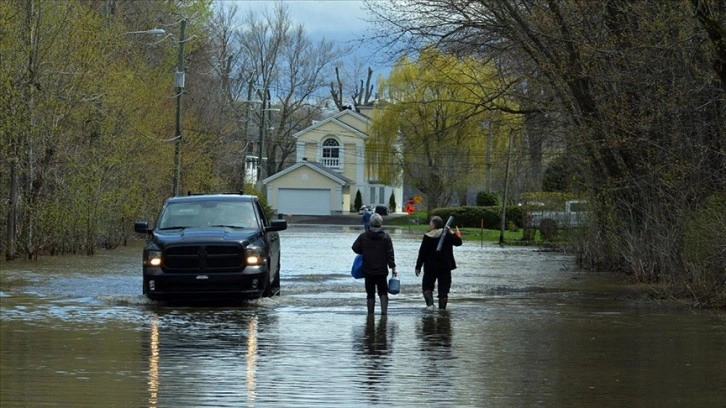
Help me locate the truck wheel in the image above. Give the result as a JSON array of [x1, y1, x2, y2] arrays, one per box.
[[262, 262, 273, 298], [271, 261, 281, 296]]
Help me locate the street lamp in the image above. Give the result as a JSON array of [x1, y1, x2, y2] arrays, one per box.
[[125, 28, 166, 36], [123, 23, 186, 197]]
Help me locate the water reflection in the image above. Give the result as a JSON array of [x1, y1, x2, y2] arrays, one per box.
[[246, 316, 258, 406], [148, 316, 159, 408], [353, 315, 398, 405], [415, 311, 455, 399], [418, 311, 452, 350], [140, 308, 271, 407]]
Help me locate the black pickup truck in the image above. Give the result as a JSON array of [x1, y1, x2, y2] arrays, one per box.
[[134, 194, 287, 301]]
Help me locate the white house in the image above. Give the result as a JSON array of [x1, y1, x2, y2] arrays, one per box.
[[262, 108, 403, 216]]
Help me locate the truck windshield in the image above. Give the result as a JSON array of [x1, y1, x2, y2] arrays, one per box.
[[159, 201, 258, 229]]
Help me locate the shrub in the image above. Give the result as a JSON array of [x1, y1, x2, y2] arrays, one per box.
[[428, 205, 525, 229], [245, 183, 273, 220], [680, 192, 726, 308], [476, 191, 498, 206], [354, 190, 363, 212], [388, 192, 397, 213], [539, 218, 559, 241]]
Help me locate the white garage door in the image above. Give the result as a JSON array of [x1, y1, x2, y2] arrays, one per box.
[[277, 189, 331, 215]]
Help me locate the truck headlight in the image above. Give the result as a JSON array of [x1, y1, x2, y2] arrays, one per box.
[[145, 250, 162, 267], [244, 247, 264, 266]]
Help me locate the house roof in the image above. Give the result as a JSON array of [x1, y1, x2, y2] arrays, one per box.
[[292, 109, 370, 140], [262, 160, 354, 185]]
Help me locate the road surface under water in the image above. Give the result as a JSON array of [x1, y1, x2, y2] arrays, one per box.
[[1, 225, 724, 407]]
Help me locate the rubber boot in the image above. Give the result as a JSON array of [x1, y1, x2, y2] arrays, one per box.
[[423, 290, 434, 307], [379, 295, 388, 315], [367, 298, 375, 315], [438, 297, 448, 310]]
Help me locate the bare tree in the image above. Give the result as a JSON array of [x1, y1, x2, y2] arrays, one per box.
[[364, 0, 726, 305], [225, 3, 346, 180], [330, 64, 375, 112]]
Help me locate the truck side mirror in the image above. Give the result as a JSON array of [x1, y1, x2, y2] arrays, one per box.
[[134, 221, 150, 234]]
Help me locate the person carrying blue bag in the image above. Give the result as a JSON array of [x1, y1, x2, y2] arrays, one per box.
[[352, 213, 397, 315]]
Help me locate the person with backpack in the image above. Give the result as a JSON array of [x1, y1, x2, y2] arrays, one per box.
[[352, 213, 397, 315]]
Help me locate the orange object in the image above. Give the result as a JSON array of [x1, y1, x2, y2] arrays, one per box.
[[405, 203, 415, 215]]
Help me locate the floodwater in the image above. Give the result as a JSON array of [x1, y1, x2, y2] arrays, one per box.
[[1, 225, 724, 407]]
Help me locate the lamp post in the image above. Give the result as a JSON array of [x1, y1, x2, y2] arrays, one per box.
[[171, 19, 187, 197]]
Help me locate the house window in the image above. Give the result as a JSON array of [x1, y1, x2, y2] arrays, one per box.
[[322, 138, 340, 168], [369, 186, 386, 205]]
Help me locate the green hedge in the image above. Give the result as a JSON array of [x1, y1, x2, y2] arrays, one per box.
[[429, 206, 526, 229]]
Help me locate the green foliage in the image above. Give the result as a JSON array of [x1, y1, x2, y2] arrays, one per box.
[[542, 156, 569, 192], [542, 154, 588, 193], [428, 205, 525, 229], [244, 183, 274, 220], [476, 191, 498, 206], [680, 193, 726, 307], [354, 190, 363, 211], [506, 206, 525, 228], [0, 0, 216, 258], [388, 191, 397, 213], [371, 47, 521, 210], [539, 219, 559, 241]]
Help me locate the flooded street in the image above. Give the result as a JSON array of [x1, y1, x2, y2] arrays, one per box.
[[1, 225, 725, 407]]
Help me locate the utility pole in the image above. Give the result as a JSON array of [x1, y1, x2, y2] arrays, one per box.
[[499, 129, 514, 245], [481, 120, 493, 193], [172, 19, 186, 196], [257, 94, 266, 183], [256, 89, 279, 184], [486, 123, 493, 193]]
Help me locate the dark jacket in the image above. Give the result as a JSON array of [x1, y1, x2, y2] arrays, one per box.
[[415, 228, 462, 272], [352, 227, 396, 276]]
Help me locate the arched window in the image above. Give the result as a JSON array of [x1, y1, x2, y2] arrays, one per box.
[[321, 138, 340, 168]]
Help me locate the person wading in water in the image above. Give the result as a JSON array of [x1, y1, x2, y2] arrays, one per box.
[[352, 213, 397, 315], [415, 216, 462, 310]]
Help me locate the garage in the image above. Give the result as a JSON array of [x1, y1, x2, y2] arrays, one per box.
[[277, 188, 331, 215]]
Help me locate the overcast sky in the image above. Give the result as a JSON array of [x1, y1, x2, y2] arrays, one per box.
[[227, 0, 390, 71], [231, 1, 369, 40]]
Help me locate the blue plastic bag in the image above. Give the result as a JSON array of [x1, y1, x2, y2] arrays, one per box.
[[351, 254, 364, 279]]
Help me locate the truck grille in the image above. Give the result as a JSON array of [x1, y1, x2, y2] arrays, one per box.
[[163, 244, 243, 273]]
